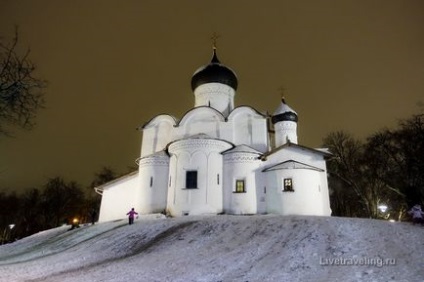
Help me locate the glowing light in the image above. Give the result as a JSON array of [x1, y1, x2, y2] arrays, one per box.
[[378, 204, 388, 213]]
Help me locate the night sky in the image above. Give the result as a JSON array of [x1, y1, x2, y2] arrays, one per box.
[[1, 0, 423, 192]]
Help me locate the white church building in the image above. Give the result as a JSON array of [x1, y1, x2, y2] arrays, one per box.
[[95, 47, 332, 222]]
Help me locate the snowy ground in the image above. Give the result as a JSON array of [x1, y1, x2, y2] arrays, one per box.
[[0, 214, 423, 282]]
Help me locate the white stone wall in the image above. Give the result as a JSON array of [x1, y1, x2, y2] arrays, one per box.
[[176, 107, 225, 140], [263, 145, 331, 216], [140, 106, 269, 162], [265, 145, 328, 172], [265, 169, 329, 216], [138, 152, 169, 214], [223, 151, 263, 214], [141, 115, 176, 157], [228, 107, 268, 152], [274, 120, 298, 147], [167, 137, 232, 216], [319, 170, 332, 215], [98, 172, 140, 222], [194, 83, 235, 116]]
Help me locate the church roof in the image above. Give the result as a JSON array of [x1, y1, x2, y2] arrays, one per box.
[[222, 144, 263, 155], [166, 133, 235, 151], [136, 150, 169, 164], [184, 133, 212, 139], [227, 106, 267, 120], [191, 48, 238, 91], [94, 170, 139, 195], [261, 142, 332, 160], [271, 98, 298, 124], [262, 160, 324, 172], [140, 114, 177, 130], [177, 106, 225, 127]]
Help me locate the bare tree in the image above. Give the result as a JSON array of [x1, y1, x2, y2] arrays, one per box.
[[90, 166, 119, 188], [366, 113, 424, 209], [323, 131, 400, 218], [41, 177, 85, 228], [19, 188, 44, 237], [323, 124, 422, 220], [0, 27, 46, 136], [323, 131, 367, 217]]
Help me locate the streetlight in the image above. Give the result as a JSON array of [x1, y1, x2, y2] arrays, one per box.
[[378, 204, 388, 213], [7, 224, 15, 242], [1, 224, 15, 244], [70, 217, 80, 230]]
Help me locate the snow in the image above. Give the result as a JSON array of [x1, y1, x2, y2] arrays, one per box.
[[1, 215, 423, 282]]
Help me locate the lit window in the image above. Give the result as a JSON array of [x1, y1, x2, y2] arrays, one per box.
[[235, 179, 245, 193], [186, 171, 197, 189], [283, 178, 294, 192]]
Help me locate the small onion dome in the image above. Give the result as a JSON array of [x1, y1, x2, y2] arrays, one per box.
[[271, 98, 298, 124], [191, 48, 238, 91]]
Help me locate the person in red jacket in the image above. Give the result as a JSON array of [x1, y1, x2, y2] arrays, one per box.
[[126, 208, 138, 225]]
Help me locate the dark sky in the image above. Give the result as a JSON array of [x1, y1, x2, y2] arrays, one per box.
[[1, 0, 423, 192]]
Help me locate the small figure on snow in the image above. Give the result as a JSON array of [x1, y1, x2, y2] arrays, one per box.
[[408, 204, 424, 225], [90, 209, 97, 225], [126, 208, 138, 225]]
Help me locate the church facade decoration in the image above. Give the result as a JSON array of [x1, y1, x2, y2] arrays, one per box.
[[96, 48, 332, 222]]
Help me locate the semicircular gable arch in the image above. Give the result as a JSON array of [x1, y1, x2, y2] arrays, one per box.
[[141, 114, 177, 129], [177, 106, 226, 127], [227, 106, 266, 121]]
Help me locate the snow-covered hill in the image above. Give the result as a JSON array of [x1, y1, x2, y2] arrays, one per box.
[[0, 215, 423, 282]]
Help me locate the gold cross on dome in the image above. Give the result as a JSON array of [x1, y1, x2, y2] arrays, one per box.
[[211, 32, 220, 49]]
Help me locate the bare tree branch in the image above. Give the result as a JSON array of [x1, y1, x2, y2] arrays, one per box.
[[0, 27, 46, 136]]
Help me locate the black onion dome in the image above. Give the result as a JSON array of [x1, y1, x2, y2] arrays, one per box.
[[191, 49, 238, 91], [271, 98, 298, 124]]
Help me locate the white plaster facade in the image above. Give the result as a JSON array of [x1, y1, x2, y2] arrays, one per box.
[[96, 48, 332, 222]]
